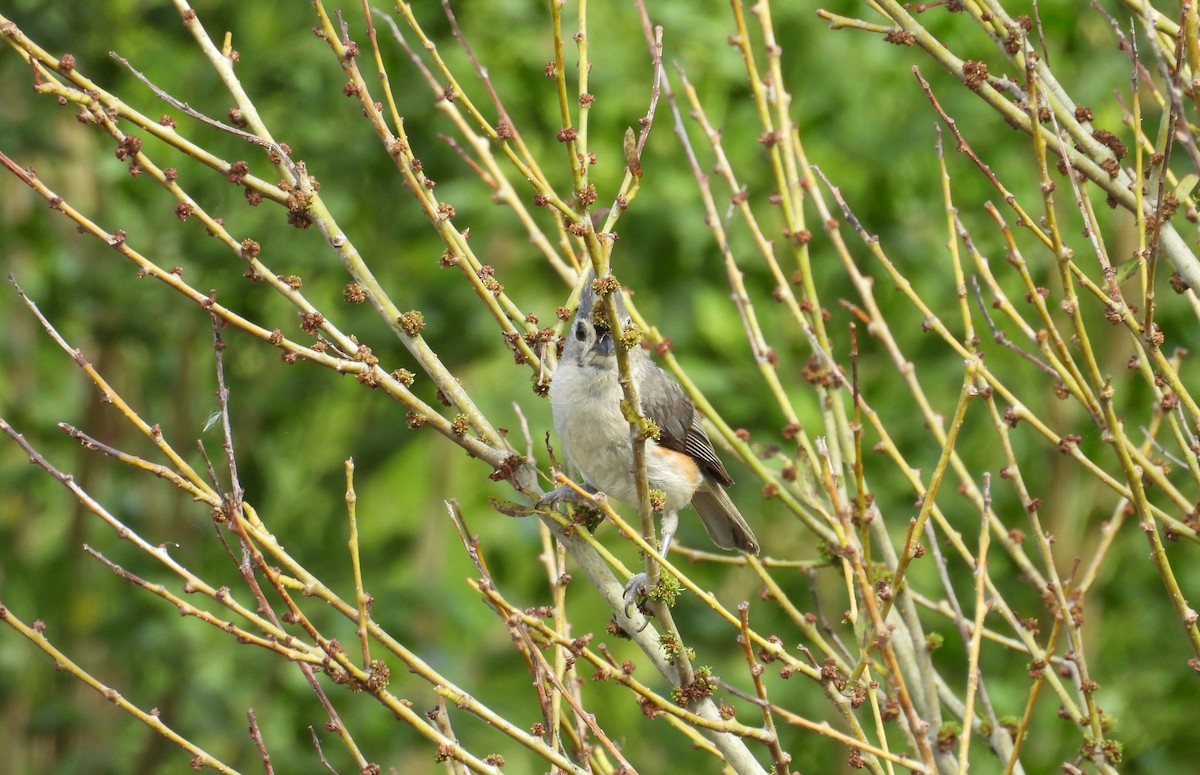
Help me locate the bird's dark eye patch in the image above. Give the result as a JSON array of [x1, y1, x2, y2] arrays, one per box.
[[574, 321, 588, 341]]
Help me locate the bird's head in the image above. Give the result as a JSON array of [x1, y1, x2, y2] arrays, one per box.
[[564, 278, 633, 369]]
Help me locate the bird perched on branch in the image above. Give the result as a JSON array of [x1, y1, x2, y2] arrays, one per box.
[[540, 277, 759, 610]]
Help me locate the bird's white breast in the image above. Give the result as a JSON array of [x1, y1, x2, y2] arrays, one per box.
[[550, 361, 699, 511]]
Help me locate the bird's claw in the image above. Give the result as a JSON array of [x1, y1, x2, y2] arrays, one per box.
[[536, 483, 601, 511], [536, 484, 579, 511], [623, 572, 650, 628]]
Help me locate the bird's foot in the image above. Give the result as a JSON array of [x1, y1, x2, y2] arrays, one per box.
[[535, 483, 598, 511], [623, 572, 649, 618], [622, 573, 654, 633], [536, 484, 580, 510]]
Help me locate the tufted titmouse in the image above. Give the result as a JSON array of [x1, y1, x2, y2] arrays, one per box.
[[541, 278, 759, 607]]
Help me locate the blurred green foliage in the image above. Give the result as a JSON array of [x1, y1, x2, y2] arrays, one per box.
[[1, 1, 1198, 773]]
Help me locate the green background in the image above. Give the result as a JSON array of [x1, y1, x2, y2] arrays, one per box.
[[1, 1, 1195, 773]]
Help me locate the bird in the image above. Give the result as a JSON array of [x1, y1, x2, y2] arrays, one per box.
[[539, 276, 759, 610]]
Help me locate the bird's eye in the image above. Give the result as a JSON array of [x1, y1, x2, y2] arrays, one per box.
[[574, 321, 588, 341]]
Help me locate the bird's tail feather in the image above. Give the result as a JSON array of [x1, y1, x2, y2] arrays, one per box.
[[691, 481, 759, 555]]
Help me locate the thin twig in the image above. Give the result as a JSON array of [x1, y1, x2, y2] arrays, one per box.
[[247, 709, 275, 775]]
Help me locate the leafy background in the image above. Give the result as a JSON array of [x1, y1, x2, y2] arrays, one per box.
[[0, 0, 1194, 772]]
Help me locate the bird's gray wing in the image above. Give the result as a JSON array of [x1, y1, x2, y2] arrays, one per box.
[[639, 362, 734, 487]]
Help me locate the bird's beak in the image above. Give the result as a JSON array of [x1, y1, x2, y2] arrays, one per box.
[[595, 327, 615, 355]]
